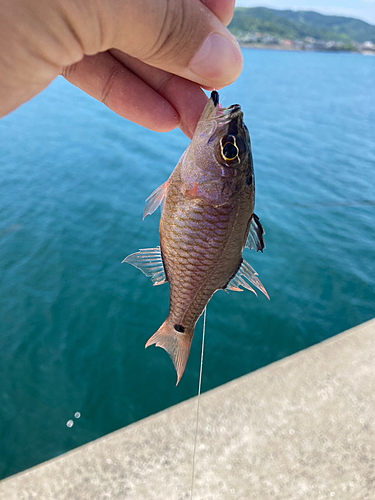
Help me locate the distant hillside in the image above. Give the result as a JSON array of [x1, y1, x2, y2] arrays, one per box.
[[271, 9, 375, 43], [229, 7, 375, 44]]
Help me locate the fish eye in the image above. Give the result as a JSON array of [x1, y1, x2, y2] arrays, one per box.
[[222, 142, 238, 161], [217, 134, 242, 165], [215, 134, 247, 168]]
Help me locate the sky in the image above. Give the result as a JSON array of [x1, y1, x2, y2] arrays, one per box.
[[235, 0, 375, 25]]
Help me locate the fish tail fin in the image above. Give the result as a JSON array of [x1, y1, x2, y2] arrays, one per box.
[[146, 319, 193, 385]]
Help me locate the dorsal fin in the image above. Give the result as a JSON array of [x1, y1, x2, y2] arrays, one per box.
[[122, 247, 167, 285], [246, 213, 265, 252]]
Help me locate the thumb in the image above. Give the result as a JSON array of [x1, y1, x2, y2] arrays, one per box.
[[88, 0, 243, 89]]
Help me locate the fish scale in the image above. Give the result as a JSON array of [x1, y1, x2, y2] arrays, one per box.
[[124, 91, 268, 384], [162, 208, 231, 326]]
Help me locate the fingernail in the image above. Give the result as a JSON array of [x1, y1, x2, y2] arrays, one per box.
[[189, 33, 243, 85]]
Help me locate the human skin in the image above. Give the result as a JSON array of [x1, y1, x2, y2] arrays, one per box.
[[0, 0, 242, 138]]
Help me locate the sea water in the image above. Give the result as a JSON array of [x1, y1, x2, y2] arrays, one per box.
[[0, 49, 374, 478]]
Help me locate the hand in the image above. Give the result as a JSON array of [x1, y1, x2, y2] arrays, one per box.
[[0, 0, 242, 138]]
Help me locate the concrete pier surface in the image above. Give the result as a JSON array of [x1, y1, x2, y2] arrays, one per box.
[[1, 318, 375, 500]]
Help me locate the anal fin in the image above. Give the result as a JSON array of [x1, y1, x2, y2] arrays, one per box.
[[226, 258, 269, 299], [122, 247, 167, 285]]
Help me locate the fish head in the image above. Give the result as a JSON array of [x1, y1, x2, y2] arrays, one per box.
[[190, 91, 254, 189]]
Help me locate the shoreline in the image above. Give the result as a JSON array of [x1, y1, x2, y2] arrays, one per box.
[[239, 43, 373, 54], [240, 43, 301, 51]]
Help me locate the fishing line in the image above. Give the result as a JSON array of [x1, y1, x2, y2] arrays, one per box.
[[190, 306, 207, 500], [260, 199, 375, 209]]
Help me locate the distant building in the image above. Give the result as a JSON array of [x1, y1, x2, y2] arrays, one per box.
[[261, 35, 279, 45], [242, 34, 260, 43]]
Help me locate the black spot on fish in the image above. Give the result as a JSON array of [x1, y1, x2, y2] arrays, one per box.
[[211, 91, 219, 106], [174, 324, 185, 333]]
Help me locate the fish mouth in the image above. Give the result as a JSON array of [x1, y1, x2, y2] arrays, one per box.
[[200, 91, 244, 141], [221, 104, 242, 121], [204, 91, 243, 125]]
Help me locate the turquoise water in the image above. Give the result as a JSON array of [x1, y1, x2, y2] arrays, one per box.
[[0, 49, 374, 479]]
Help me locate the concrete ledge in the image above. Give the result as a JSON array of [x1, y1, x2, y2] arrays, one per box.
[[1, 319, 375, 499]]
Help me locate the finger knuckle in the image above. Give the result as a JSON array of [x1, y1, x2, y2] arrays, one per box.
[[145, 0, 196, 65], [100, 63, 123, 105], [61, 62, 77, 79]]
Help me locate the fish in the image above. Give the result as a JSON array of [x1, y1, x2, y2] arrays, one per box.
[[124, 91, 268, 384]]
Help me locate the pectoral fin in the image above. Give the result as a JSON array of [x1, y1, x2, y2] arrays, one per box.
[[246, 214, 265, 252], [143, 180, 169, 219], [122, 247, 167, 285], [226, 258, 269, 299]]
